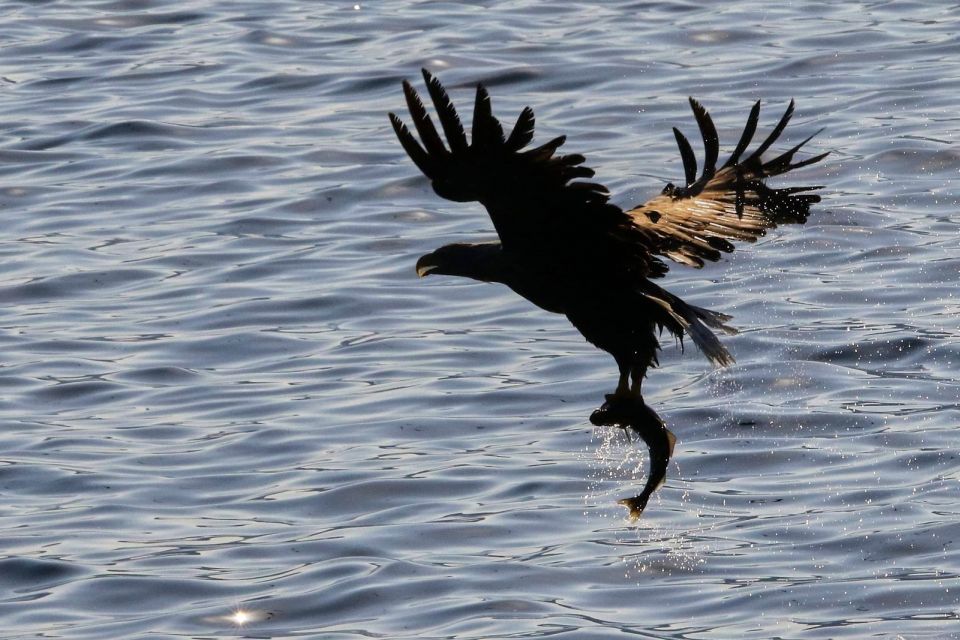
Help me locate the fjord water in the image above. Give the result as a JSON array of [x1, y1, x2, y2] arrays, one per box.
[[1, 1, 957, 637]]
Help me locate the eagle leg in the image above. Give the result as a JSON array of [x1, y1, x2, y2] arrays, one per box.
[[609, 354, 632, 400], [629, 363, 647, 398]]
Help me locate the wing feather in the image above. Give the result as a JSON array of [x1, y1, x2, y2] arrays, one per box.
[[505, 106, 535, 151], [750, 99, 794, 160], [688, 98, 719, 184], [390, 70, 656, 274], [723, 99, 760, 169], [388, 113, 433, 177], [472, 84, 505, 148], [402, 80, 447, 157], [422, 69, 468, 153], [627, 99, 827, 275], [672, 127, 697, 186]]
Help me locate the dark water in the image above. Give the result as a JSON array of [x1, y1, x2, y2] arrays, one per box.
[[1, 1, 958, 638]]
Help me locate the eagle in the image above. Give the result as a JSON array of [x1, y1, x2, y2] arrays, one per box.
[[390, 69, 826, 413]]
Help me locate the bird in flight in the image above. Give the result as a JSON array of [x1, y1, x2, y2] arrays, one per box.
[[390, 69, 826, 417]]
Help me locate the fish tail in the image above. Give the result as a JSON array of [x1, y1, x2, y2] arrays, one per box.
[[618, 495, 650, 521]]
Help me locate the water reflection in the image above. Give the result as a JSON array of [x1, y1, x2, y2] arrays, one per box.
[[590, 395, 676, 520]]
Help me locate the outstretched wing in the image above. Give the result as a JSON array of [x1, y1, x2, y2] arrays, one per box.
[[626, 99, 828, 272], [389, 69, 658, 274]]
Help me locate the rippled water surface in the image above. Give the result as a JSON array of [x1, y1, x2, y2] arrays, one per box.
[[1, 1, 958, 638]]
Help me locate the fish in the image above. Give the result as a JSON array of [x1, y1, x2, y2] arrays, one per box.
[[591, 396, 677, 520]]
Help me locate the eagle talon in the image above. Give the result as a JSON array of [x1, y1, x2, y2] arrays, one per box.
[[591, 393, 651, 428]]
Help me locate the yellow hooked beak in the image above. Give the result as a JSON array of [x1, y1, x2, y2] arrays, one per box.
[[415, 254, 438, 278]]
